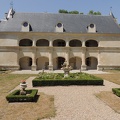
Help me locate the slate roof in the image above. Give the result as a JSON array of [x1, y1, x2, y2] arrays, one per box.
[[0, 12, 120, 33]]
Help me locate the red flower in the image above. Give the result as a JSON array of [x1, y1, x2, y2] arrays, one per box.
[[21, 80, 26, 84]]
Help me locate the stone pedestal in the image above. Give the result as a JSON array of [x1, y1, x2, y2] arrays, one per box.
[[20, 83, 27, 95], [63, 69, 70, 78], [97, 65, 105, 71], [32, 65, 36, 71], [81, 65, 87, 71], [49, 65, 53, 71]]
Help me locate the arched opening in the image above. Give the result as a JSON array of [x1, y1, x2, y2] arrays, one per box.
[[85, 40, 98, 47], [86, 57, 98, 70], [53, 57, 65, 69], [19, 57, 32, 70], [69, 57, 82, 69], [36, 57, 49, 70], [69, 40, 82, 47], [53, 39, 66, 47], [36, 39, 49, 46], [19, 39, 32, 46]]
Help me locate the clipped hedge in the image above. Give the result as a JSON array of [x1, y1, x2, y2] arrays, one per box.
[[32, 73, 103, 87], [6, 89, 38, 102], [112, 88, 120, 97], [32, 79, 103, 87]]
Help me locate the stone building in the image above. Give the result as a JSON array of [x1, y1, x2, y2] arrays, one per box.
[[0, 8, 120, 71]]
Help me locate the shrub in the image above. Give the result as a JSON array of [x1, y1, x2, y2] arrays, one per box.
[[112, 88, 120, 97], [6, 89, 38, 102], [32, 73, 103, 86], [32, 79, 103, 87]]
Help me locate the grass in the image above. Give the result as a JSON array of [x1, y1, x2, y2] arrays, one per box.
[[93, 70, 120, 85], [95, 91, 120, 114], [0, 72, 35, 94], [94, 70, 120, 113], [0, 72, 56, 120]]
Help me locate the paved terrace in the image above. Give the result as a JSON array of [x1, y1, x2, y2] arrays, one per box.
[[11, 70, 120, 120]]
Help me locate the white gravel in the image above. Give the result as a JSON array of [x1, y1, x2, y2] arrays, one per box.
[[23, 77, 120, 120]]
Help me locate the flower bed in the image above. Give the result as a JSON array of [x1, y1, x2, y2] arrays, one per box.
[[32, 72, 104, 86], [6, 89, 38, 102]]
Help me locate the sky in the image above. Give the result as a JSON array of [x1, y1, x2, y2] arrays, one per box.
[[0, 0, 120, 23]]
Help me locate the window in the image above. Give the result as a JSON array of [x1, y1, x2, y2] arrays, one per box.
[[23, 22, 28, 27], [57, 23, 62, 28], [90, 24, 94, 28]]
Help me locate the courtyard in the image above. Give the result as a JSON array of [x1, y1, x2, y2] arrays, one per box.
[[1, 70, 120, 120]]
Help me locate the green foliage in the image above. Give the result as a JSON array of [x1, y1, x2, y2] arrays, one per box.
[[33, 79, 103, 86], [36, 72, 102, 80], [32, 73, 103, 86], [88, 10, 101, 15], [68, 11, 79, 14], [6, 89, 38, 102], [59, 9, 80, 14], [59, 9, 69, 13], [112, 88, 120, 97], [58, 9, 101, 15]]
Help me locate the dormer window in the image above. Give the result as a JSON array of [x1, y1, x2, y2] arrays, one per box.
[[87, 23, 97, 33], [21, 21, 31, 32], [55, 22, 64, 32]]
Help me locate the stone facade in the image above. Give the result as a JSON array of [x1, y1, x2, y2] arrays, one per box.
[[0, 32, 120, 71], [0, 9, 120, 71]]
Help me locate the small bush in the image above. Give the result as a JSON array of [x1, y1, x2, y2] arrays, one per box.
[[6, 89, 38, 102], [112, 88, 120, 97]]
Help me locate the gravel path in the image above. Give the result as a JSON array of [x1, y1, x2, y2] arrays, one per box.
[[22, 77, 120, 120]]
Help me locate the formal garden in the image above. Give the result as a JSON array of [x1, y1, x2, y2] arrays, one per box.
[[0, 70, 120, 119], [32, 72, 103, 86]]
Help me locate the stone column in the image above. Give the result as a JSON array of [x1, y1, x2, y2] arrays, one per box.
[[97, 50, 101, 71], [81, 49, 87, 71], [49, 49, 53, 71], [66, 49, 70, 65], [17, 48, 20, 70], [82, 41, 85, 47], [66, 40, 69, 47], [32, 38, 36, 46], [49, 40, 53, 47], [32, 48, 36, 71]]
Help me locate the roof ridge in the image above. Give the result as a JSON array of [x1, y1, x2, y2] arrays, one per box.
[[14, 12, 110, 17]]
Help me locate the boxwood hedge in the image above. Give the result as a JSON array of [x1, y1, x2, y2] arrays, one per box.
[[112, 88, 120, 97], [32, 73, 103, 87], [6, 89, 38, 102]]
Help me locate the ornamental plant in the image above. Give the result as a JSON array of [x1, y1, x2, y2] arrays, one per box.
[[21, 80, 26, 84]]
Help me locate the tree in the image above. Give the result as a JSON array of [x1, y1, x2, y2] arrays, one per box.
[[88, 10, 101, 15], [80, 12, 84, 15], [58, 9, 101, 15], [59, 9, 79, 14], [59, 9, 68, 13], [68, 11, 79, 14]]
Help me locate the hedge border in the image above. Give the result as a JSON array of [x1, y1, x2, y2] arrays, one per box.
[[6, 89, 38, 102], [112, 88, 120, 97], [32, 79, 104, 87]]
